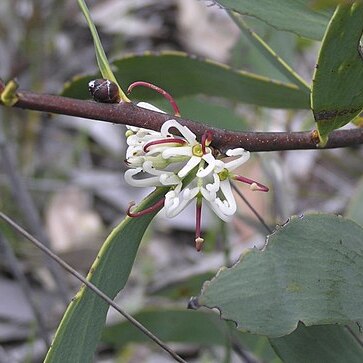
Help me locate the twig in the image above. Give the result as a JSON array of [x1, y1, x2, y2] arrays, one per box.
[[0, 83, 362, 152], [0, 116, 70, 304], [0, 233, 50, 348], [0, 211, 188, 363], [232, 182, 272, 234]]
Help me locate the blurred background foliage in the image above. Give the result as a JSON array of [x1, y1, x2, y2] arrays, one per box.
[[0, 0, 363, 362]]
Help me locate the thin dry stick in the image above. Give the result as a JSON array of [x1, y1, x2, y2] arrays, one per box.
[[0, 233, 50, 348], [231, 182, 272, 234], [0, 116, 70, 304], [0, 82, 362, 152], [0, 212, 187, 363]]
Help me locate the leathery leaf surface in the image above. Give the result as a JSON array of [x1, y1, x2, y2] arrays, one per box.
[[44, 188, 168, 363], [197, 214, 363, 337], [311, 3, 363, 144]]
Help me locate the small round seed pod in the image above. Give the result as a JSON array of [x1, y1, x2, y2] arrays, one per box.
[[88, 79, 120, 103]]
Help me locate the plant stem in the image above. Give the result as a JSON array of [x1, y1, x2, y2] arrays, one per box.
[[0, 233, 51, 348], [0, 211, 187, 363], [232, 182, 272, 234], [0, 82, 362, 153]]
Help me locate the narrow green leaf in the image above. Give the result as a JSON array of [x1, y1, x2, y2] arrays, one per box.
[[346, 176, 363, 227], [311, 3, 363, 144], [44, 188, 168, 363], [63, 52, 310, 109], [229, 13, 310, 92], [270, 323, 363, 363], [214, 0, 332, 40], [197, 214, 363, 337], [102, 309, 281, 362], [77, 0, 129, 102]]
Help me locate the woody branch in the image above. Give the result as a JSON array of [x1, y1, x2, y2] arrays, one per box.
[[1, 82, 362, 153]]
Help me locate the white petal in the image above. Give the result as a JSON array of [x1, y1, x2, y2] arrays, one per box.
[[206, 173, 220, 194], [164, 190, 181, 216], [124, 168, 161, 187], [137, 102, 165, 113], [208, 201, 233, 222], [165, 197, 193, 217], [216, 180, 237, 216], [160, 173, 180, 185], [201, 186, 216, 202], [143, 160, 164, 175], [127, 134, 142, 146], [161, 146, 192, 159], [183, 186, 199, 201], [161, 120, 196, 144], [145, 145, 171, 156], [196, 153, 216, 177], [164, 186, 194, 217], [126, 145, 142, 159], [177, 156, 201, 178], [214, 160, 225, 173], [224, 148, 250, 171], [126, 156, 144, 167]]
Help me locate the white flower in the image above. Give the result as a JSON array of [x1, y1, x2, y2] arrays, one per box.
[[124, 161, 180, 187], [125, 102, 166, 161], [124, 102, 269, 251], [164, 148, 251, 223], [160, 120, 216, 178]]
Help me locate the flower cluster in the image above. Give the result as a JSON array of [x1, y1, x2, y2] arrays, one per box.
[[125, 100, 269, 251]]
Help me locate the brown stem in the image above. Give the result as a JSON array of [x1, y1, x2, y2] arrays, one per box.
[[2, 84, 363, 152]]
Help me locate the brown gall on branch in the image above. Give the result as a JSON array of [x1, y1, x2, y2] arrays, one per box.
[[0, 81, 362, 153]]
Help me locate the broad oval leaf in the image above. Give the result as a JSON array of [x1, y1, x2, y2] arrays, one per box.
[[216, 0, 332, 40], [270, 324, 363, 363], [346, 176, 363, 227], [311, 3, 363, 144], [197, 214, 363, 337], [62, 52, 310, 110], [44, 188, 168, 363]]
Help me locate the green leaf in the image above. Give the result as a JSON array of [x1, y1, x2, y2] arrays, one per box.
[[102, 309, 281, 362], [62, 52, 310, 110], [311, 3, 363, 144], [229, 14, 310, 92], [215, 0, 332, 40], [270, 323, 363, 363], [152, 96, 249, 131], [44, 188, 168, 363], [150, 271, 216, 300], [77, 0, 129, 101], [102, 309, 229, 347], [346, 176, 363, 227], [197, 214, 363, 337]]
